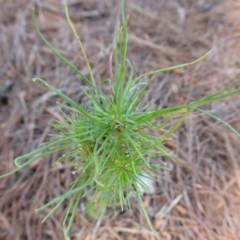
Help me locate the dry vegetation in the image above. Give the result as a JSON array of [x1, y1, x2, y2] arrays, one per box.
[[1, 0, 240, 239]]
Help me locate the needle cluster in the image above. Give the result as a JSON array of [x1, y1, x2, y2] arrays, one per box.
[[1, 1, 240, 239]]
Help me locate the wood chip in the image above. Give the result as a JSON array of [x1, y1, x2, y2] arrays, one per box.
[[175, 205, 187, 216]]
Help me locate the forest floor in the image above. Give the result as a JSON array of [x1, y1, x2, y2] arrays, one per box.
[[1, 0, 240, 239]]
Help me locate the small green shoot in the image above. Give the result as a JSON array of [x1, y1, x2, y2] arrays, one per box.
[[1, 1, 240, 239]]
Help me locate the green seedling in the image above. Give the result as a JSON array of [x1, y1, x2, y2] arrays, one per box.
[[1, 1, 240, 239]]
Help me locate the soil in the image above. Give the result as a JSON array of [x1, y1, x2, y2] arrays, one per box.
[[1, 0, 240, 239]]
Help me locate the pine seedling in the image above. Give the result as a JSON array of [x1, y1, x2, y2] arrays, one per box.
[[1, 1, 240, 239]]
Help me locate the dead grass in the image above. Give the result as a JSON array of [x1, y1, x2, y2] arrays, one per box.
[[1, 0, 240, 239]]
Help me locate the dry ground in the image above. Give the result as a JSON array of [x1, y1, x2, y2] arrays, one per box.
[[1, 0, 240, 240]]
